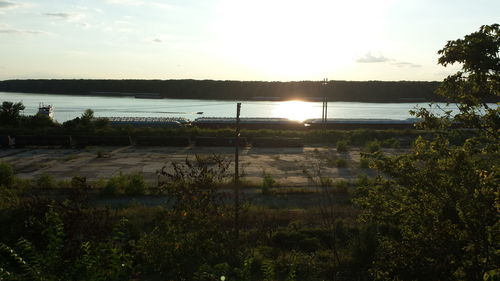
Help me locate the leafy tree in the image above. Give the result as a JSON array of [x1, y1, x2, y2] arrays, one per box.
[[357, 24, 499, 281], [137, 155, 235, 280], [0, 101, 25, 126]]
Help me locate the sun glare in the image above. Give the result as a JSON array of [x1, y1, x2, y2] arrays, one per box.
[[272, 100, 320, 122], [213, 0, 389, 79]]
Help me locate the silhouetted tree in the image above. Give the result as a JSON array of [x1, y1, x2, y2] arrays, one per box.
[[357, 24, 499, 281], [0, 101, 25, 126]]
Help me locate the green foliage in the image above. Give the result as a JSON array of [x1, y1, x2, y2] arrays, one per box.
[[35, 173, 56, 189], [0, 101, 25, 126], [62, 109, 110, 134], [261, 171, 276, 195], [158, 154, 231, 190], [336, 140, 349, 153], [102, 172, 146, 196], [364, 139, 381, 153], [357, 137, 499, 280], [381, 137, 400, 148], [27, 113, 57, 128], [137, 154, 235, 280], [0, 162, 14, 188], [335, 158, 348, 168], [357, 24, 500, 281], [0, 208, 135, 281], [261, 259, 275, 281], [358, 156, 370, 169], [272, 231, 322, 253]]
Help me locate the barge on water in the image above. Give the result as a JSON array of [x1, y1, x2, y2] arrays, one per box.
[[303, 118, 421, 130], [101, 117, 189, 128], [192, 117, 304, 130]]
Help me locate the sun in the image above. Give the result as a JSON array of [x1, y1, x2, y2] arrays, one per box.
[[272, 100, 320, 122]]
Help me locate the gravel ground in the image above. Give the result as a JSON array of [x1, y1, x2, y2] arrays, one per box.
[[0, 145, 389, 186]]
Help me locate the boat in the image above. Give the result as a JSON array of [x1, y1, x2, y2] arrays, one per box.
[[38, 103, 54, 120]]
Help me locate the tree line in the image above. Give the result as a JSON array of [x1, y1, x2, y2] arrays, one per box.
[[0, 79, 453, 102]]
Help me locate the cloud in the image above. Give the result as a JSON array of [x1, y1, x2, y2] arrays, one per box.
[[391, 61, 421, 68], [0, 0, 17, 9], [0, 28, 45, 35], [105, 0, 174, 9], [356, 52, 421, 68], [43, 12, 85, 22], [356, 52, 390, 63], [152, 38, 162, 43]]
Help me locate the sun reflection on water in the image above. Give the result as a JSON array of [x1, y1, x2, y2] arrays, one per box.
[[272, 100, 320, 122]]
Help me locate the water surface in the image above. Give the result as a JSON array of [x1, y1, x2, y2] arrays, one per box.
[[1, 92, 461, 123]]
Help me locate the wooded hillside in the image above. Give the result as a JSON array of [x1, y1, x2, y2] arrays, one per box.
[[0, 79, 450, 102]]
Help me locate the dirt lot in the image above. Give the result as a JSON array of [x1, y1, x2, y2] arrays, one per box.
[[0, 145, 392, 186]]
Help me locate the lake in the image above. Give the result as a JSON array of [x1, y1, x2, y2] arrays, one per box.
[[1, 91, 460, 123]]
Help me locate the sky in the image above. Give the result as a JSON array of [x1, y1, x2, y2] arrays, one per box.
[[0, 0, 498, 81]]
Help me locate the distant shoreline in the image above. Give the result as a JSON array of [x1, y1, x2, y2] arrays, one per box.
[[1, 78, 496, 103]]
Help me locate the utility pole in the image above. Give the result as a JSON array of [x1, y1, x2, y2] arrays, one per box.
[[234, 102, 241, 241], [322, 97, 325, 123], [322, 78, 328, 129]]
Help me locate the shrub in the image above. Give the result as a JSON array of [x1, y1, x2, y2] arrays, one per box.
[[332, 180, 350, 195], [364, 139, 381, 153], [0, 162, 14, 187], [261, 172, 276, 195], [359, 157, 370, 169], [102, 173, 127, 196], [319, 177, 333, 187], [96, 149, 105, 158], [336, 140, 349, 153], [335, 158, 348, 168], [382, 137, 401, 148], [35, 173, 56, 189], [101, 172, 147, 196], [124, 173, 146, 195]]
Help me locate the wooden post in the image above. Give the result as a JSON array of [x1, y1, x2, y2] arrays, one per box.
[[234, 102, 241, 241]]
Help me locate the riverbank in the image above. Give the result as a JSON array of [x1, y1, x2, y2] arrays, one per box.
[[0, 79, 447, 102]]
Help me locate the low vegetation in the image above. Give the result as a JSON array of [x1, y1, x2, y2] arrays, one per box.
[[0, 24, 498, 281]]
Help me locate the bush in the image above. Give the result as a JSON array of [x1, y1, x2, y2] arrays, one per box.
[[359, 157, 370, 169], [261, 172, 276, 195], [364, 139, 381, 153], [335, 158, 348, 168], [103, 173, 125, 195], [336, 140, 349, 153], [382, 137, 401, 148], [124, 173, 146, 195], [101, 172, 147, 196], [0, 162, 14, 187], [35, 173, 56, 189]]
